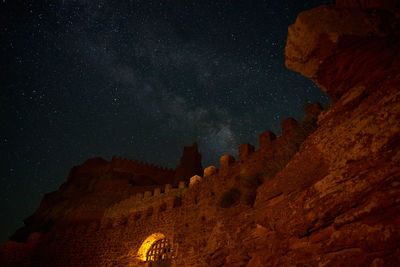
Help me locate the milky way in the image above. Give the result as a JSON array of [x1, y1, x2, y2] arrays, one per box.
[[1, 0, 331, 243]]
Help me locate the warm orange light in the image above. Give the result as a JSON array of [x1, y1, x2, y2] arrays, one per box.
[[136, 233, 166, 261]]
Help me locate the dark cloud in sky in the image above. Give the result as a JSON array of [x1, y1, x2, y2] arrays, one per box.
[[0, 0, 331, 243]]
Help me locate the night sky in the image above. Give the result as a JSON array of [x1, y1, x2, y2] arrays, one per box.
[[1, 0, 331, 244]]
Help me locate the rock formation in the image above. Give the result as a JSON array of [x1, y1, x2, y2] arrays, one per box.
[[251, 1, 400, 265], [285, 0, 400, 100], [1, 1, 399, 266]]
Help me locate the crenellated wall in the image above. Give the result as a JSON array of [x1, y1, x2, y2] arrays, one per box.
[[2, 1, 400, 265], [0, 105, 323, 267], [110, 156, 175, 174], [110, 156, 176, 185], [103, 182, 187, 218], [103, 105, 322, 220], [1, 178, 215, 266]]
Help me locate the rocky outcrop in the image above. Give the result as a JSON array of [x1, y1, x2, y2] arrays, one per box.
[[248, 1, 400, 265], [285, 0, 400, 100]]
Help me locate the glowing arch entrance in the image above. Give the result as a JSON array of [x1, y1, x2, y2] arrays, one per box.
[[137, 233, 172, 267]]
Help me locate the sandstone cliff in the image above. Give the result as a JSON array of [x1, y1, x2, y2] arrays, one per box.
[[229, 1, 400, 265]]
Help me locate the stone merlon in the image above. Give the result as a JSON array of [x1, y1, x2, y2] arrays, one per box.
[[259, 131, 277, 149], [281, 118, 298, 137], [238, 143, 255, 160], [220, 154, 235, 172]]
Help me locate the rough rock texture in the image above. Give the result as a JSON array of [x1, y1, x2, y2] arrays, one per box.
[[252, 89, 400, 265], [285, 0, 400, 100], [1, 1, 400, 266], [249, 1, 400, 265]]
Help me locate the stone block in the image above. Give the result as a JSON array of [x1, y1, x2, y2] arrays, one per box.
[[100, 218, 113, 229], [173, 196, 182, 208], [204, 166, 218, 179], [259, 131, 276, 149], [144, 191, 152, 199], [136, 192, 143, 200], [87, 221, 99, 232], [238, 143, 255, 160], [154, 188, 161, 197], [178, 181, 186, 189], [281, 118, 298, 137], [145, 206, 153, 217], [189, 175, 202, 188], [165, 184, 172, 193], [159, 202, 167, 212], [305, 102, 323, 117], [220, 154, 235, 172]]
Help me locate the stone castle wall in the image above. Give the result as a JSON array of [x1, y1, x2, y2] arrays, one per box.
[[0, 111, 317, 266], [2, 1, 399, 266], [110, 157, 175, 176]]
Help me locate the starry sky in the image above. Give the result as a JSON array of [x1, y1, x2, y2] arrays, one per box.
[[1, 0, 331, 244]]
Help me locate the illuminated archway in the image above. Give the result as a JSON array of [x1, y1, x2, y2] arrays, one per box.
[[137, 233, 166, 261], [146, 238, 171, 262]]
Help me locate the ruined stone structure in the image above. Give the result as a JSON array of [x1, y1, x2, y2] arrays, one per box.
[[1, 107, 320, 266], [1, 1, 400, 266]]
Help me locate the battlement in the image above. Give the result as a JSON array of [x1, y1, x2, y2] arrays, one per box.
[[2, 102, 326, 266], [109, 156, 176, 185], [102, 104, 323, 220], [258, 131, 276, 150], [233, 117, 299, 164], [219, 154, 235, 173], [236, 118, 299, 161], [234, 106, 322, 159], [281, 117, 298, 137], [238, 143, 255, 160], [104, 182, 188, 218], [110, 156, 175, 173]]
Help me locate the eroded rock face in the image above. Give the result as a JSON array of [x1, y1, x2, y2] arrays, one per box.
[[252, 87, 400, 265], [248, 1, 400, 265], [285, 1, 400, 100]]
